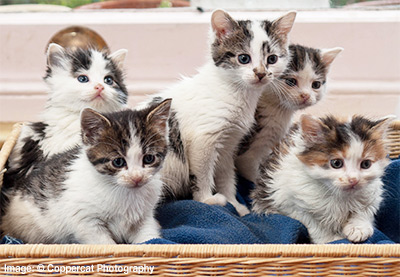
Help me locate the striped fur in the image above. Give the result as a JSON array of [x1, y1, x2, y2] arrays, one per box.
[[236, 44, 343, 182], [1, 100, 171, 243], [251, 114, 393, 243]]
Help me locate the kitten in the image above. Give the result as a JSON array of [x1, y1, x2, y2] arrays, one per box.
[[251, 114, 393, 243], [236, 44, 343, 183], [7, 43, 128, 175], [0, 99, 171, 244], [138, 10, 296, 216]]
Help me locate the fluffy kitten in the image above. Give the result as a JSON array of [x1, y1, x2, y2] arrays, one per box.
[[252, 114, 393, 243], [236, 44, 343, 183], [1, 99, 171, 244], [139, 10, 296, 216], [7, 43, 128, 175]]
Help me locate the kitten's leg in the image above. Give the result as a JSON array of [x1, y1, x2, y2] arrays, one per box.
[[342, 211, 375, 243], [190, 141, 227, 206], [215, 152, 250, 216], [129, 215, 161, 244], [74, 223, 116, 244]]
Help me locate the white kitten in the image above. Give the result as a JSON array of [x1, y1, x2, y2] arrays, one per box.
[[139, 10, 296, 216]]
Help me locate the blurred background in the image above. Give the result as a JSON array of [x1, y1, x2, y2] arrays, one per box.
[[0, 0, 399, 144]]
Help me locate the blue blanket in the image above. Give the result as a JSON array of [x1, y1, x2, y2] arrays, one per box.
[[2, 159, 399, 245]]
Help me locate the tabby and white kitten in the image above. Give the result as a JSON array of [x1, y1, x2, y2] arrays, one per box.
[[1, 99, 171, 244], [139, 10, 296, 216], [7, 43, 128, 174], [236, 44, 343, 183], [252, 114, 393, 243]]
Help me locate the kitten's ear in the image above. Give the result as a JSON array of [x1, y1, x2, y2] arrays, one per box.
[[211, 9, 238, 39], [109, 49, 128, 71], [271, 11, 297, 44], [320, 47, 343, 68], [370, 115, 396, 138], [146, 98, 172, 136], [300, 114, 325, 144], [81, 108, 112, 145], [47, 43, 67, 68]]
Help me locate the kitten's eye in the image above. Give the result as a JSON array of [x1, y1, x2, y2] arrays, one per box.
[[112, 158, 126, 168], [267, 55, 278, 65], [330, 159, 344, 169], [143, 154, 156, 165], [77, 75, 89, 83], [104, 76, 114, 86], [238, 54, 251, 64], [285, 78, 297, 87], [360, 159, 372, 169], [312, 81, 322, 89]]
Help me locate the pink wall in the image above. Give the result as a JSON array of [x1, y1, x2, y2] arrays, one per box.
[[0, 10, 399, 122]]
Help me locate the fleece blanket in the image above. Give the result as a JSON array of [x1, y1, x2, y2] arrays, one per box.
[[2, 158, 399, 245]]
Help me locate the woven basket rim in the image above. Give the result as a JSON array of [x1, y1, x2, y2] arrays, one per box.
[[0, 244, 399, 258]]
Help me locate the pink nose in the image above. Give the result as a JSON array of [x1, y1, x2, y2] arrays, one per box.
[[348, 178, 359, 186], [95, 84, 104, 92], [300, 93, 310, 101], [130, 176, 143, 186]]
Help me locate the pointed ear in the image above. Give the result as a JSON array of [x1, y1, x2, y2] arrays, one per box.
[[109, 49, 128, 71], [300, 114, 325, 144], [371, 115, 397, 138], [211, 9, 238, 40], [80, 108, 111, 145], [47, 43, 67, 68], [271, 11, 297, 44], [320, 47, 343, 68], [146, 98, 172, 136]]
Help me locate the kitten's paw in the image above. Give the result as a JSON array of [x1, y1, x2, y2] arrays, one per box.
[[234, 204, 250, 217], [202, 193, 227, 206], [343, 222, 374, 243]]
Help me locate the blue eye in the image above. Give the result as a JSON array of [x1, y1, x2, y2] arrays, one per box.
[[267, 55, 278, 64], [238, 54, 251, 64], [143, 154, 155, 165], [104, 76, 114, 86], [112, 158, 126, 168], [312, 81, 321, 89], [360, 159, 372, 169], [285, 78, 297, 87], [330, 159, 344, 169], [77, 75, 89, 83]]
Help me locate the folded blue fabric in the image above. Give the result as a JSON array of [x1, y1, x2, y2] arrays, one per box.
[[2, 159, 399, 245]]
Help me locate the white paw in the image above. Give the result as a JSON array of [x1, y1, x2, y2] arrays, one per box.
[[343, 222, 374, 243], [202, 193, 227, 206], [234, 204, 250, 217]]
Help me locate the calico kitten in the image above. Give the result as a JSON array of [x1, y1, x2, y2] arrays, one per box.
[[251, 114, 393, 243], [236, 44, 343, 183], [0, 99, 171, 244], [7, 43, 128, 175], [138, 10, 296, 216]]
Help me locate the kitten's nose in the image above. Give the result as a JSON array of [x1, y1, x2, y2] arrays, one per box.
[[95, 84, 104, 92], [130, 176, 143, 187], [255, 72, 266, 80], [348, 178, 359, 186], [300, 93, 310, 101]]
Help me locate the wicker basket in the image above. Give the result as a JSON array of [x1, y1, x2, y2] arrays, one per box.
[[0, 121, 399, 277]]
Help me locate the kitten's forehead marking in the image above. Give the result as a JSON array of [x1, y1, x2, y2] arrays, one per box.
[[126, 126, 143, 170], [250, 22, 270, 64], [84, 51, 109, 82]]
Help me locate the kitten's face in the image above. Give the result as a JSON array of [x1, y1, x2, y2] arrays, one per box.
[[272, 45, 342, 110], [297, 115, 391, 191], [44, 44, 128, 113], [210, 10, 296, 89], [80, 99, 171, 189]]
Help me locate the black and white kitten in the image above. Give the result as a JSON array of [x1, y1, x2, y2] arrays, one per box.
[[252, 114, 393, 243], [1, 99, 171, 244], [139, 10, 296, 216], [7, 43, 128, 176], [236, 44, 343, 182]]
